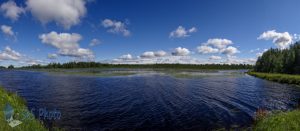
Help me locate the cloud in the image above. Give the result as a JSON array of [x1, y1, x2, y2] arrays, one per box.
[[258, 30, 293, 49], [224, 56, 256, 65], [110, 55, 203, 65], [58, 48, 93, 58], [154, 50, 167, 57], [220, 46, 240, 55], [197, 38, 239, 56], [0, 46, 47, 66], [1, 25, 14, 37], [140, 50, 167, 58], [172, 47, 190, 56], [89, 38, 101, 46], [204, 38, 233, 49], [119, 54, 132, 60], [0, 46, 21, 61], [209, 55, 222, 60], [169, 26, 197, 38], [197, 45, 219, 54], [47, 53, 58, 59], [26, 0, 87, 29], [39, 31, 94, 59], [0, 0, 25, 21], [108, 49, 251, 65], [140, 51, 155, 58], [102, 19, 130, 36]]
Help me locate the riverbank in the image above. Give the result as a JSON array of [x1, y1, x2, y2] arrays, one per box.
[[0, 87, 47, 131], [247, 72, 300, 85], [247, 72, 300, 130], [254, 110, 300, 130]]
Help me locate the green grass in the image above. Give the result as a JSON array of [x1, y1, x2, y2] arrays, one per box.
[[254, 110, 300, 131], [248, 72, 300, 130], [247, 72, 300, 85], [0, 87, 48, 131]]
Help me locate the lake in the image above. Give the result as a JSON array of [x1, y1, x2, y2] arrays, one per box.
[[0, 69, 300, 130]]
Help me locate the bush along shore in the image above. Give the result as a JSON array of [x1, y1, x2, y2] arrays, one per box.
[[247, 71, 300, 85], [0, 87, 48, 131]]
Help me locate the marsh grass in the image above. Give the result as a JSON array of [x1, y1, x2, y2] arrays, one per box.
[[247, 72, 300, 85], [0, 87, 48, 131], [254, 110, 300, 131]]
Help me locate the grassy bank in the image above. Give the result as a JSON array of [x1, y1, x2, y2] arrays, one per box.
[[247, 72, 300, 130], [0, 87, 47, 131], [247, 72, 300, 85], [254, 110, 300, 131]]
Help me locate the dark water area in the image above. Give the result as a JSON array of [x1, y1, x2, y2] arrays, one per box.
[[1, 70, 300, 130]]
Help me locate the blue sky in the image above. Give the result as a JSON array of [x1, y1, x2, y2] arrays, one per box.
[[0, 0, 300, 66]]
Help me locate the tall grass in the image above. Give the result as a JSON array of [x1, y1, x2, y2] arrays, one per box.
[[0, 87, 48, 131], [254, 110, 300, 131], [247, 72, 300, 85]]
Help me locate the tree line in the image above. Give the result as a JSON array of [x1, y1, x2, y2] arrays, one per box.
[[18, 62, 253, 70], [254, 42, 300, 74]]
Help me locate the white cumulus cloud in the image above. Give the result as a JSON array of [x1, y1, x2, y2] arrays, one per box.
[[169, 26, 197, 38], [197, 45, 219, 54], [154, 50, 167, 57], [140, 51, 155, 58], [140, 50, 167, 58], [204, 38, 233, 49], [26, 0, 86, 29], [172, 47, 190, 56], [258, 30, 293, 49], [0, 46, 22, 61], [102, 19, 130, 36], [221, 46, 240, 55], [39, 31, 94, 59], [1, 0, 25, 21], [197, 38, 239, 56], [1, 25, 14, 37]]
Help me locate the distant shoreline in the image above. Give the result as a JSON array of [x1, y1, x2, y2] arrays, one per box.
[[14, 62, 253, 70]]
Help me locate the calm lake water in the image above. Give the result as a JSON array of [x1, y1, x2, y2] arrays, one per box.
[[1, 69, 300, 130]]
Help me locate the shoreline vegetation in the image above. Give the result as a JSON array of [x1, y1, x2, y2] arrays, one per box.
[[253, 109, 300, 131], [0, 87, 48, 131], [247, 71, 300, 85], [247, 72, 300, 130]]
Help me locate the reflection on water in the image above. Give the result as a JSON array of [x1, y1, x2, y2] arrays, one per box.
[[0, 70, 300, 130]]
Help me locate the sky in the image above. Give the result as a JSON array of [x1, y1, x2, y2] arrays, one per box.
[[0, 0, 300, 67]]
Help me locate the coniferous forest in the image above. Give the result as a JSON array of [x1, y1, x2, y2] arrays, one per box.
[[254, 42, 300, 74]]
